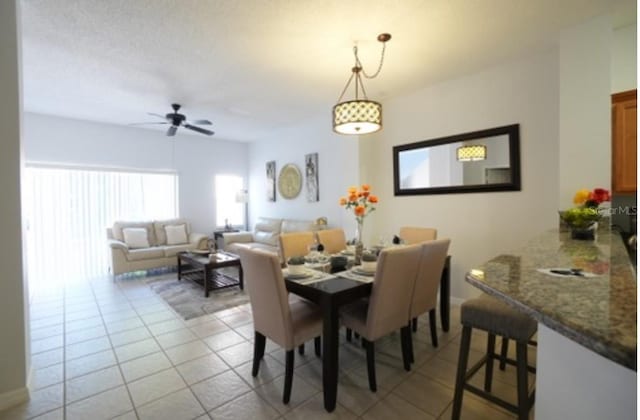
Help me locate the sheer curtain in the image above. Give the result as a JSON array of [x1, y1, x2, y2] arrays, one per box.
[[23, 165, 178, 287]]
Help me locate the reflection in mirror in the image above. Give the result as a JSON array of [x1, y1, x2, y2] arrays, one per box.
[[393, 124, 520, 195]]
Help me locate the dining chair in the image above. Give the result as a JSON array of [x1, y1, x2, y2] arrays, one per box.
[[316, 228, 347, 254], [399, 226, 438, 244], [237, 247, 323, 404], [407, 239, 451, 356], [339, 244, 422, 392], [279, 231, 316, 263]]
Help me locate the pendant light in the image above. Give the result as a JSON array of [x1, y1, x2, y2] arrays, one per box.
[[332, 33, 392, 135], [456, 145, 487, 162]]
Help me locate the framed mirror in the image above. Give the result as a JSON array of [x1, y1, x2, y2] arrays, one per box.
[[393, 124, 521, 196]]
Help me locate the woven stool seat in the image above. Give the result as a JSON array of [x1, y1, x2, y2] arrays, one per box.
[[461, 294, 536, 342]]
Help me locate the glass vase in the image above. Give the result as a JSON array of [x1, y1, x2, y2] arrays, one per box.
[[571, 223, 596, 240], [354, 220, 364, 264]]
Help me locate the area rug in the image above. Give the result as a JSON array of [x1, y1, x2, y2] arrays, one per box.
[[144, 269, 249, 320]]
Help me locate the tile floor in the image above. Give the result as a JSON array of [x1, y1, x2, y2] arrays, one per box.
[[1, 273, 535, 420]]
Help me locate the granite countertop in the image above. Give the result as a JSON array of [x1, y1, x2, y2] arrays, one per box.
[[466, 229, 637, 370]]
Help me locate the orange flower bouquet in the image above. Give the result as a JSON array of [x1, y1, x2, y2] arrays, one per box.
[[339, 184, 378, 244]]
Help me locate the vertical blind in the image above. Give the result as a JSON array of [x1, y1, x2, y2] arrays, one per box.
[[24, 165, 178, 287]]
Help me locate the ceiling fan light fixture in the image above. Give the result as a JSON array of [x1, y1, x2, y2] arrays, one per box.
[[332, 33, 391, 136]]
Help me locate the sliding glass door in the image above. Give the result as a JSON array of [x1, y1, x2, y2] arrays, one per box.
[[23, 165, 178, 288]]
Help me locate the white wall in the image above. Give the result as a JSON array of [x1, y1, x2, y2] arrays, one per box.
[[23, 113, 249, 234], [365, 50, 560, 300], [558, 15, 612, 206], [248, 115, 360, 233], [611, 23, 637, 93], [0, 0, 29, 409]]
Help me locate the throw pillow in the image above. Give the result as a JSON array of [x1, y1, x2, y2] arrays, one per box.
[[122, 227, 150, 249], [165, 224, 188, 245]]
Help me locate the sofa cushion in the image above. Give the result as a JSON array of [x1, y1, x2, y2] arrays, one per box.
[[226, 242, 277, 255], [253, 217, 282, 246], [126, 247, 165, 261], [281, 219, 317, 233], [154, 219, 191, 245], [163, 244, 195, 257], [113, 221, 155, 245], [165, 224, 188, 245], [123, 228, 151, 249]]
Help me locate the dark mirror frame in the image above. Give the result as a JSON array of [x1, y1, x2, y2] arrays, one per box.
[[393, 124, 521, 196]]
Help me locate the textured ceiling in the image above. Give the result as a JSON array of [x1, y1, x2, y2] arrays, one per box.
[[20, 0, 635, 142]]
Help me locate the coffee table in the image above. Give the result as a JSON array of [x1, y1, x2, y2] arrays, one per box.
[[177, 251, 243, 297]]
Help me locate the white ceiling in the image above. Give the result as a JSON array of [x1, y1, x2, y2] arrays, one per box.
[[20, 0, 635, 142]]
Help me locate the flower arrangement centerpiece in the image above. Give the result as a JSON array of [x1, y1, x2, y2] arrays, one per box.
[[560, 188, 610, 240], [339, 184, 378, 250]]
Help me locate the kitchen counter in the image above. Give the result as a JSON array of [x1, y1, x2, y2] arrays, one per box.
[[466, 228, 636, 370]]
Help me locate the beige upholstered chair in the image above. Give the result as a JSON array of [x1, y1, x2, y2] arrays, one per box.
[[409, 239, 451, 350], [237, 247, 322, 403], [316, 228, 347, 254], [340, 244, 422, 392], [399, 226, 438, 244], [279, 231, 316, 263]]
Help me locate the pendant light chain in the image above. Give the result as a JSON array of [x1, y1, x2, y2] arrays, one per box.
[[356, 40, 387, 79]]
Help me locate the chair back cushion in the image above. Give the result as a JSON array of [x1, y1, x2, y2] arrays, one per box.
[[237, 248, 294, 348], [399, 226, 438, 244], [365, 244, 422, 341], [410, 239, 451, 319], [316, 229, 347, 254], [279, 231, 316, 262]]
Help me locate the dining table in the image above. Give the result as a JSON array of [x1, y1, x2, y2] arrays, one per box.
[[284, 255, 451, 412]]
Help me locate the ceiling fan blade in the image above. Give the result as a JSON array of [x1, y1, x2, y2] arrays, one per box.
[[184, 124, 214, 136], [188, 119, 213, 125], [148, 112, 169, 120], [166, 126, 178, 136], [129, 122, 169, 125]]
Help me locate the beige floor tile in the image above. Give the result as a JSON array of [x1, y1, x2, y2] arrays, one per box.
[[111, 411, 138, 420], [65, 349, 117, 379], [254, 373, 319, 415], [234, 354, 286, 388], [30, 407, 64, 420], [31, 363, 64, 390], [416, 356, 460, 388], [217, 341, 254, 367], [65, 325, 107, 345], [65, 336, 112, 361], [439, 393, 517, 420], [176, 353, 230, 385], [65, 316, 104, 333], [217, 310, 253, 328], [141, 309, 179, 325], [189, 318, 230, 339], [120, 351, 172, 383], [65, 385, 133, 420], [147, 318, 186, 336], [31, 324, 64, 341], [32, 348, 64, 370], [208, 390, 279, 420], [191, 370, 252, 411], [114, 338, 162, 363], [350, 355, 413, 391], [392, 373, 453, 418], [31, 335, 64, 354], [203, 329, 246, 351], [137, 388, 205, 420], [283, 393, 357, 420], [65, 365, 124, 403], [105, 317, 146, 334], [109, 326, 153, 347], [127, 368, 187, 407], [362, 393, 435, 420], [335, 368, 388, 416], [164, 340, 212, 365], [155, 328, 198, 349]]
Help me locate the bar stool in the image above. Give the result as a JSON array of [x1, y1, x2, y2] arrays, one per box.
[[452, 294, 536, 420]]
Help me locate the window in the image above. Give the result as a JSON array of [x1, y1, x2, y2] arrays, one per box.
[[23, 165, 178, 287], [215, 175, 245, 228]]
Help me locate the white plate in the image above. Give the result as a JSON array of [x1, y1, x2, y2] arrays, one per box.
[[352, 268, 375, 276], [340, 250, 355, 256], [286, 272, 313, 280]]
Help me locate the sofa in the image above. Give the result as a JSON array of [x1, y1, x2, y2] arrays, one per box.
[[107, 218, 208, 277], [223, 217, 325, 259]]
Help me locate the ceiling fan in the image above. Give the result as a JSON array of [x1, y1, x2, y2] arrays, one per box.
[[132, 103, 215, 136]]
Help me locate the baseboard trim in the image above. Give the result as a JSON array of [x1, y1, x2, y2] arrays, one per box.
[[0, 387, 29, 411]]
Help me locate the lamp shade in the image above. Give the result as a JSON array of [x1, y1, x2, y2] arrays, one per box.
[[332, 100, 382, 135], [235, 189, 248, 204], [456, 145, 487, 162]]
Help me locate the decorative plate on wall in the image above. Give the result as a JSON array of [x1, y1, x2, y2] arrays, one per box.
[[278, 164, 302, 199]]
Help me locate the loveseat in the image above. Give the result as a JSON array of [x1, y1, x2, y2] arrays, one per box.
[[107, 218, 208, 277], [223, 217, 325, 259]]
